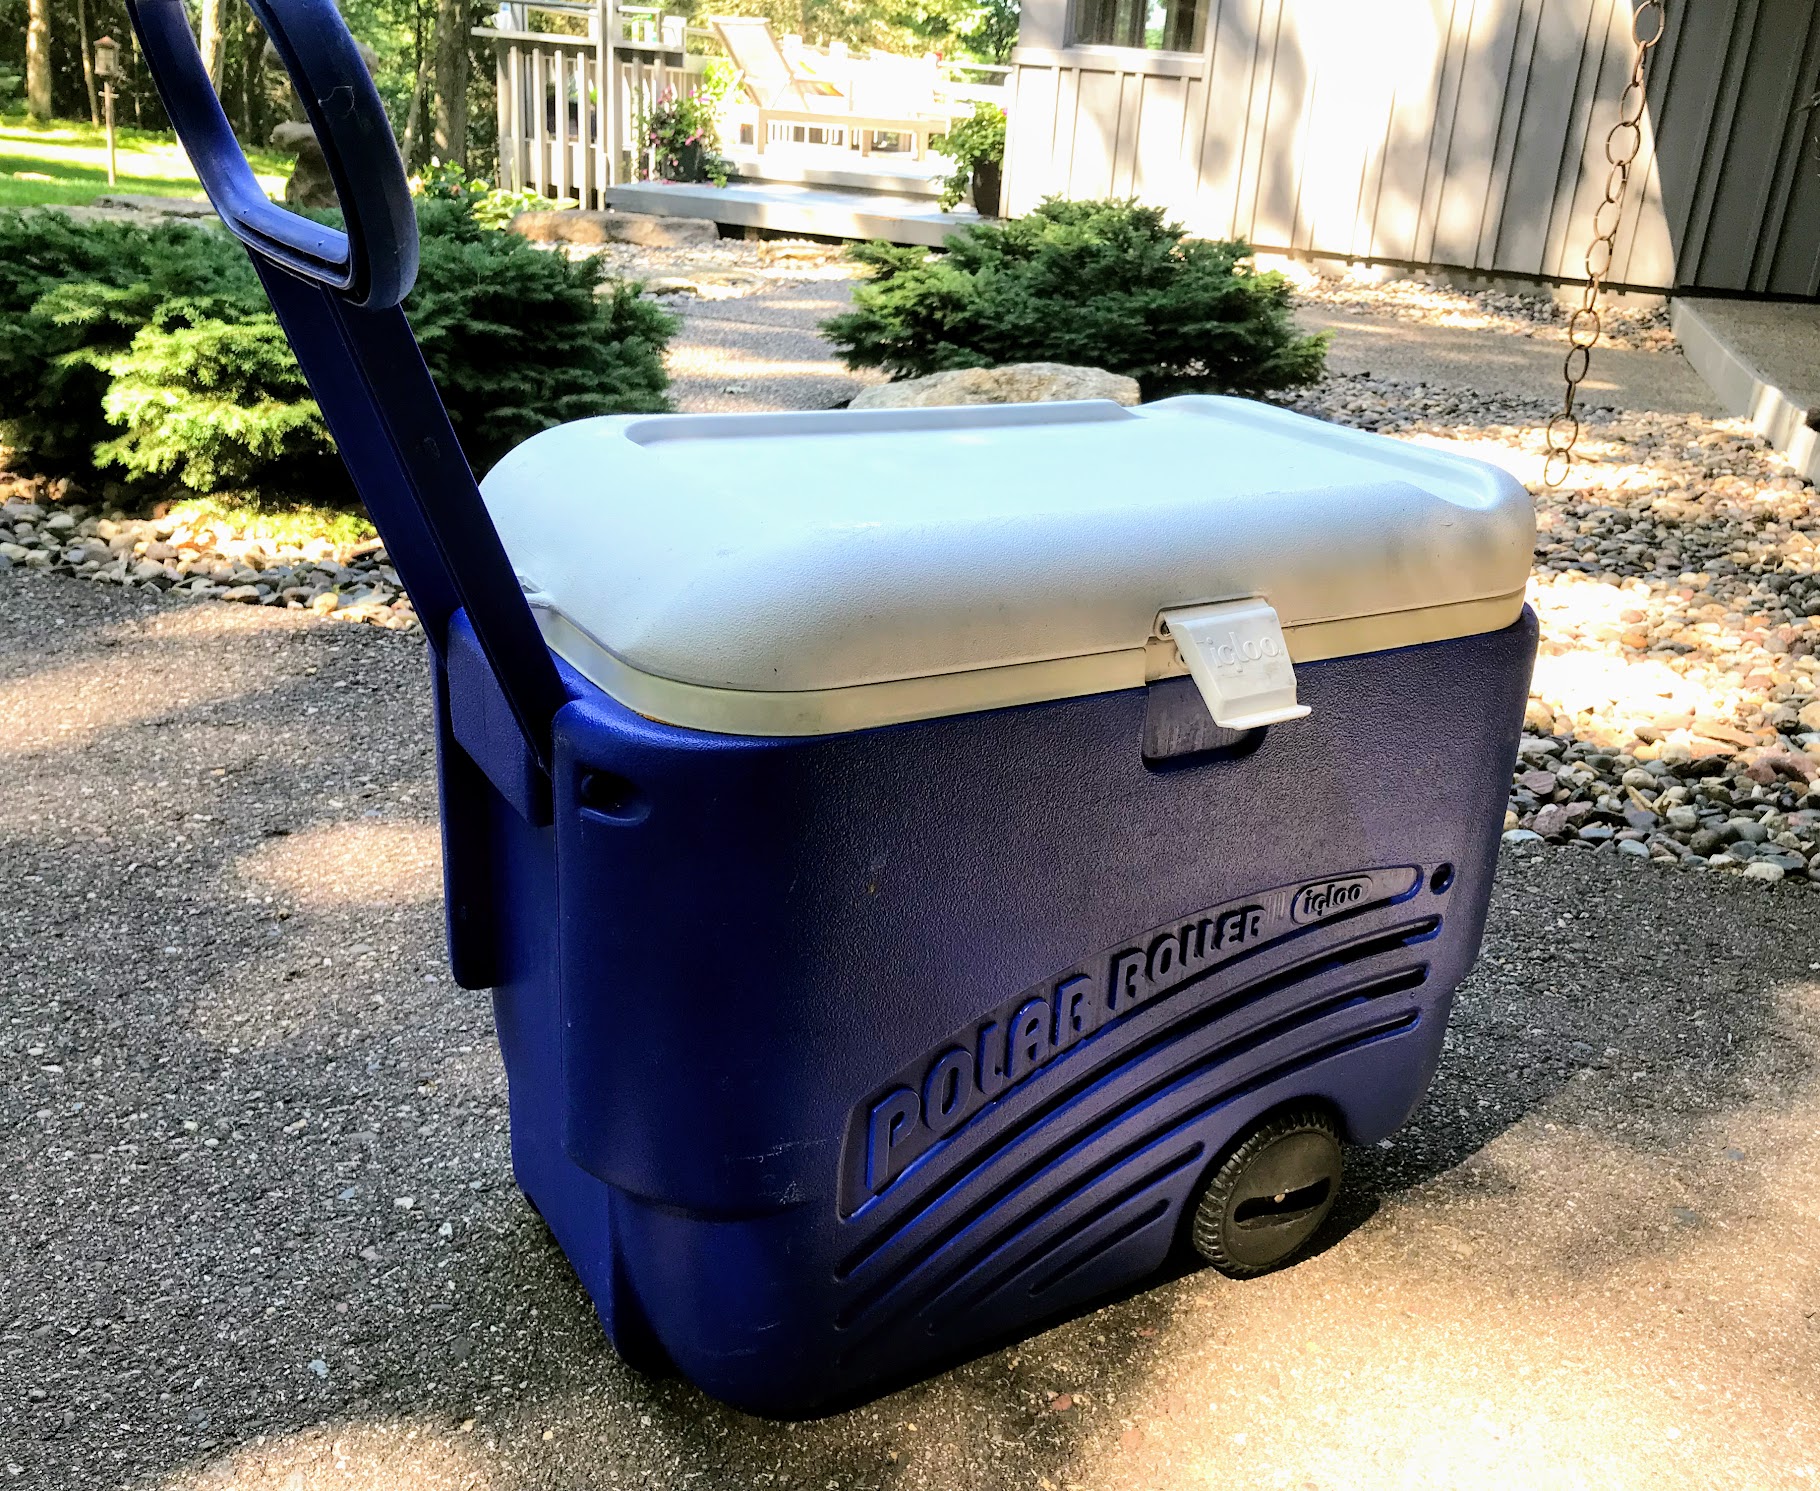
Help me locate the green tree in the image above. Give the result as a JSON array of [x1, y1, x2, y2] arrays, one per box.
[[341, 0, 496, 174], [693, 0, 1015, 61], [431, 0, 467, 170], [198, 0, 227, 93], [960, 0, 1017, 62], [25, 0, 51, 119]]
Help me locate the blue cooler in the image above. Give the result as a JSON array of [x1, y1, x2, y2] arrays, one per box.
[[130, 0, 1537, 1418]]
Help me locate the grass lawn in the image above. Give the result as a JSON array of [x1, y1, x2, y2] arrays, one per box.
[[0, 113, 291, 208]]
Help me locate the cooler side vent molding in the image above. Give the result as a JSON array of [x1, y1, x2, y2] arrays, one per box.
[[835, 867, 1436, 1221], [837, 909, 1442, 1277], [830, 931, 1435, 1358]]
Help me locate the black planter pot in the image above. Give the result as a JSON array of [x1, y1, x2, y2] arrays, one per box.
[[652, 140, 712, 183], [970, 158, 1002, 218]]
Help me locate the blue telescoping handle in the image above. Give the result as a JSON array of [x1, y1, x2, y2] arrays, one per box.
[[128, 0, 416, 306], [125, 0, 570, 785]]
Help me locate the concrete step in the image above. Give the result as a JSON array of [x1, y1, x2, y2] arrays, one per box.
[[1673, 297, 1820, 482]]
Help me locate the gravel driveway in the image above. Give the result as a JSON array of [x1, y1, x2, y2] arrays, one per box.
[[2, 571, 1818, 1491], [664, 279, 883, 414], [1296, 305, 1723, 416]]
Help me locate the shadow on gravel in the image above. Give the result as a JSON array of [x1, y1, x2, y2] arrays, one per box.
[[5, 573, 1820, 1491], [123, 852, 1820, 1491], [1331, 842, 1819, 1244]]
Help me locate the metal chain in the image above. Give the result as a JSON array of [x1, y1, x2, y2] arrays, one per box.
[[1544, 0, 1666, 488]]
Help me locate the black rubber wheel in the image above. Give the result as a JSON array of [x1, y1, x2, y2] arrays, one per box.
[[1190, 1107, 1343, 1278]]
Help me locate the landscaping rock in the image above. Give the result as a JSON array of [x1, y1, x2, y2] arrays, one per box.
[[272, 120, 341, 209], [268, 37, 380, 210], [0, 473, 421, 632], [88, 194, 216, 219], [849, 363, 1142, 411], [642, 268, 770, 300], [510, 210, 720, 248], [1282, 369, 1820, 892], [1530, 804, 1571, 839], [1284, 264, 1674, 351]]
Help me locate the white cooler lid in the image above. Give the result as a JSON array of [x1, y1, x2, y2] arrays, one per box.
[[480, 396, 1534, 736]]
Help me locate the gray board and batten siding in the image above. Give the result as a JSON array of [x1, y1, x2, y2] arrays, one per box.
[[1004, 0, 1820, 298]]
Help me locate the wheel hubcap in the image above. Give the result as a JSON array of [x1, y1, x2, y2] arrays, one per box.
[[1217, 1129, 1341, 1270]]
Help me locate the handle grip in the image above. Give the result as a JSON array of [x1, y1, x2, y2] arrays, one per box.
[[127, 0, 417, 308], [127, 0, 573, 806]]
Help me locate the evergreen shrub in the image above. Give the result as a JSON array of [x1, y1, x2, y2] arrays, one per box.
[[822, 198, 1328, 399], [0, 198, 675, 499], [414, 160, 562, 231]]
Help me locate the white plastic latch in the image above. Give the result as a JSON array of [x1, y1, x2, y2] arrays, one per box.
[[1161, 598, 1311, 730]]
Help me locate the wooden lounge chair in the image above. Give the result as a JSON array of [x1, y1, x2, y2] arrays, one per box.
[[709, 16, 951, 159]]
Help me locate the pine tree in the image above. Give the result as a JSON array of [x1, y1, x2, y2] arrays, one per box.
[[0, 202, 676, 498], [823, 199, 1330, 400]]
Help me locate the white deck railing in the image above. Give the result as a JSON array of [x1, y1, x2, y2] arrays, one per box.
[[483, 1, 712, 203], [480, 2, 1007, 205]]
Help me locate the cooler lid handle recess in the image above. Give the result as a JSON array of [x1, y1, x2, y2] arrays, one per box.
[[1162, 599, 1312, 731]]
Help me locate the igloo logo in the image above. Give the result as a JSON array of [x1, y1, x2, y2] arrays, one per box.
[[1290, 875, 1372, 924], [1206, 628, 1284, 669]]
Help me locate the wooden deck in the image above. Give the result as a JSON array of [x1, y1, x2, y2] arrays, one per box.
[[717, 147, 947, 198], [600, 179, 984, 247], [483, 6, 1007, 225]]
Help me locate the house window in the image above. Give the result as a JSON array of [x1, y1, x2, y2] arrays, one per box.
[[1070, 0, 1206, 52]]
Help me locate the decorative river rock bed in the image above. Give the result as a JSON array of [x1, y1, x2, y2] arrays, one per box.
[[2, 331, 1815, 888], [0, 484, 413, 630], [1287, 372, 1820, 888]]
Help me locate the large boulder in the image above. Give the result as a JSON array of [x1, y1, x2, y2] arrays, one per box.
[[39, 196, 219, 228], [849, 363, 1141, 410], [510, 210, 720, 248], [89, 194, 216, 218]]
